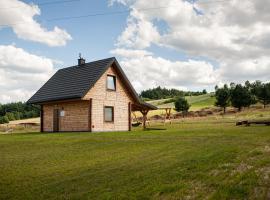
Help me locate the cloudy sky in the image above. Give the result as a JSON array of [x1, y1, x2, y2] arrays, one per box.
[[0, 0, 269, 103]]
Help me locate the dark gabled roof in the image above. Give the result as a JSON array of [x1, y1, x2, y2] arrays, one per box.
[[27, 57, 157, 110], [28, 57, 115, 104]]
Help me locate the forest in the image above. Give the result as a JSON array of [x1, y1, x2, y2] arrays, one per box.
[[140, 86, 207, 100], [215, 80, 270, 113], [0, 102, 40, 124]]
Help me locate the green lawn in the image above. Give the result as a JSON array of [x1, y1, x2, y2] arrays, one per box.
[[1, 121, 270, 199]]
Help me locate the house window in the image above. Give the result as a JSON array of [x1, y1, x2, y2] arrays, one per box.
[[107, 75, 116, 91], [104, 106, 114, 122]]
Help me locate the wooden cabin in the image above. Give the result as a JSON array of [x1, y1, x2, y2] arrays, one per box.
[[28, 57, 157, 132]]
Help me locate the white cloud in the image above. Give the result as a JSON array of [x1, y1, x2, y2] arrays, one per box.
[[116, 9, 160, 49], [0, 0, 72, 47], [219, 57, 270, 82], [111, 0, 270, 88], [109, 0, 134, 6], [111, 49, 218, 92], [110, 48, 153, 57], [0, 45, 56, 103]]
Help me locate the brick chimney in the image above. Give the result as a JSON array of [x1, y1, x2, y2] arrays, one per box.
[[78, 53, 85, 66]]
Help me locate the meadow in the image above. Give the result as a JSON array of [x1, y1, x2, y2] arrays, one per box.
[[1, 94, 270, 199], [145, 94, 216, 117], [1, 115, 270, 199]]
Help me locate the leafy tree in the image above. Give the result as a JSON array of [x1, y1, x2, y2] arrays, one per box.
[[13, 112, 21, 120], [215, 84, 230, 113], [251, 81, 270, 108], [245, 80, 251, 90], [230, 84, 254, 111], [174, 97, 190, 116], [202, 89, 207, 94], [245, 81, 257, 107], [264, 83, 270, 107], [0, 116, 9, 124], [5, 112, 15, 121], [230, 82, 236, 89], [3, 116, 9, 124]]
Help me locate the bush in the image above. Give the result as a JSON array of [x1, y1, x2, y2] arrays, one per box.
[[174, 97, 190, 116], [0, 116, 9, 124], [5, 112, 15, 121], [13, 112, 21, 120]]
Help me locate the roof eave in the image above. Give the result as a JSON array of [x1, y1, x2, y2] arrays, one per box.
[[27, 96, 82, 105]]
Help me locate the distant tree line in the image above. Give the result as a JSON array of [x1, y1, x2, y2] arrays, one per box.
[[140, 86, 207, 100], [0, 102, 40, 124], [215, 81, 270, 113]]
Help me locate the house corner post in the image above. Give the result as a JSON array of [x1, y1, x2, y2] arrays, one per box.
[[88, 98, 92, 132], [40, 105, 44, 133], [128, 102, 131, 131]]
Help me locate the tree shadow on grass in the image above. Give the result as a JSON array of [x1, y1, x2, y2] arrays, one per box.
[[144, 128, 167, 131]]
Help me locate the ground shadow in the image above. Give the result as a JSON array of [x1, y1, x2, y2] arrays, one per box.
[[144, 128, 167, 131]]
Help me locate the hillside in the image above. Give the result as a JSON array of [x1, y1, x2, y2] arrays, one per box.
[[147, 93, 216, 111]]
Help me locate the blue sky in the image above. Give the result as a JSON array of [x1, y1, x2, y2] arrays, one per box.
[[1, 0, 195, 68], [0, 0, 270, 103], [1, 0, 128, 67]]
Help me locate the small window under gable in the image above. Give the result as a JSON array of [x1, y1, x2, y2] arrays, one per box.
[[104, 106, 114, 122], [107, 75, 116, 91]]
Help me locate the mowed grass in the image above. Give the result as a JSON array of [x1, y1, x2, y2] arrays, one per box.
[[1, 121, 270, 199]]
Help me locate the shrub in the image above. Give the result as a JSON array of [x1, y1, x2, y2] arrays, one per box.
[[0, 116, 9, 124], [174, 97, 190, 116], [13, 112, 21, 120], [5, 112, 15, 121]]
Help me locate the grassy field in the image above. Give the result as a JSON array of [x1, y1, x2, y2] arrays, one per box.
[[135, 94, 216, 117], [187, 94, 216, 110], [0, 118, 40, 134], [1, 117, 270, 199], [147, 94, 215, 113], [8, 117, 40, 125]]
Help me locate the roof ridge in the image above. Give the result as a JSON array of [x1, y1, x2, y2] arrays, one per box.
[[58, 57, 115, 71], [27, 57, 116, 104]]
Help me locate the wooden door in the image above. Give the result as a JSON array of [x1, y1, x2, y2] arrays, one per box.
[[53, 109, 60, 132]]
